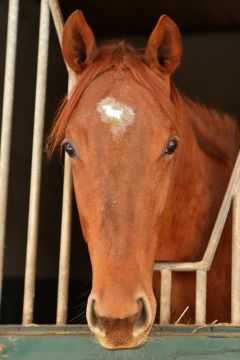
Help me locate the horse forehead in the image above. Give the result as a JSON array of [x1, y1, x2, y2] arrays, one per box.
[[70, 71, 171, 138], [80, 71, 160, 112], [96, 96, 135, 136]]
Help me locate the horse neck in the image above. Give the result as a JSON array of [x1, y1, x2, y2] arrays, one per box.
[[156, 87, 239, 262]]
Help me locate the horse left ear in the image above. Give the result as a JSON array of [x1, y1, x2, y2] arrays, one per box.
[[62, 10, 96, 73], [145, 15, 182, 75]]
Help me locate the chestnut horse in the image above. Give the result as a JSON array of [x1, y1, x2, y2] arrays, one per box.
[[47, 11, 240, 349]]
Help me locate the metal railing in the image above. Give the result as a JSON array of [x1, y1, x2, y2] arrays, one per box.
[[154, 152, 240, 324], [0, 0, 239, 327]]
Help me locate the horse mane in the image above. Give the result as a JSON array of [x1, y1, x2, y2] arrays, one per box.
[[46, 40, 240, 162], [171, 87, 240, 164]]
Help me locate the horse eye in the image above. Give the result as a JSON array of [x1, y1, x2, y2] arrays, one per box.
[[64, 142, 77, 158], [164, 138, 178, 155]]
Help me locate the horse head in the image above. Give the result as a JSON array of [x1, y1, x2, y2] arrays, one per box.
[[49, 10, 184, 349]]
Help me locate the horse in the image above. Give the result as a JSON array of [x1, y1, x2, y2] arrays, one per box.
[[47, 10, 240, 349]]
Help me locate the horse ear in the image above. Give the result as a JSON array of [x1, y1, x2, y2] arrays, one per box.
[[145, 15, 182, 75], [62, 10, 96, 73]]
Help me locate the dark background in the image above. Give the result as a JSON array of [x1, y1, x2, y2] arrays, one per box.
[[0, 0, 240, 324]]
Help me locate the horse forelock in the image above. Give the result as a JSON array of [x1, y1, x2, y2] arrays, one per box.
[[46, 41, 175, 157]]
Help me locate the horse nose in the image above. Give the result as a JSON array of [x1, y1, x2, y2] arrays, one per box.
[[87, 296, 152, 339]]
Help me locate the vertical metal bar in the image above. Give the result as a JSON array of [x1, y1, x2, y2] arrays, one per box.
[[56, 151, 72, 324], [49, 0, 74, 325], [56, 74, 73, 325], [232, 192, 240, 323], [48, 0, 75, 83], [22, 0, 50, 324], [195, 270, 207, 324], [160, 269, 172, 324], [48, 0, 64, 44], [0, 0, 19, 306]]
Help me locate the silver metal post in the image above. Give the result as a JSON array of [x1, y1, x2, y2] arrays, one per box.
[[56, 152, 72, 324], [22, 0, 50, 324], [0, 0, 19, 306], [195, 270, 207, 324], [49, 0, 74, 325], [231, 192, 240, 323], [160, 269, 172, 324], [48, 0, 64, 44]]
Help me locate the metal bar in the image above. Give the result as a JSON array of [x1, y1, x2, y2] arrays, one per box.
[[154, 261, 206, 272], [48, 0, 75, 83], [48, 0, 64, 44], [56, 76, 73, 324], [154, 152, 240, 275], [56, 152, 72, 324], [22, 0, 50, 324], [203, 151, 240, 269], [195, 270, 207, 324], [231, 192, 240, 323], [56, 43, 74, 325], [49, 0, 75, 325], [0, 0, 19, 306], [160, 269, 172, 324], [55, 59, 74, 324]]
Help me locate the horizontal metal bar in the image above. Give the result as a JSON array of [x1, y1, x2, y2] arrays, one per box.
[[154, 260, 206, 272], [2, 324, 240, 336]]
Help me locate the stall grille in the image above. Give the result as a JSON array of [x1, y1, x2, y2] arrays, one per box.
[[0, 0, 239, 329]]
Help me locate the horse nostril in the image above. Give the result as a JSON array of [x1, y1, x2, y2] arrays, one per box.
[[135, 298, 151, 331], [89, 299, 98, 326], [88, 299, 105, 334]]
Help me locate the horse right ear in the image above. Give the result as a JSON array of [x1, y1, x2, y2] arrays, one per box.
[[145, 15, 182, 76], [62, 10, 96, 73]]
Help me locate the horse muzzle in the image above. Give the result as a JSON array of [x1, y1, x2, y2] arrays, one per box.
[[86, 293, 154, 349]]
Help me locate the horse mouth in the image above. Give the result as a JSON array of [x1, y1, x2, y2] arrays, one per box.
[[95, 332, 149, 350], [93, 320, 152, 350]]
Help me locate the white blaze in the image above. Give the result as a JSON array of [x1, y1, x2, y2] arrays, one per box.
[[103, 105, 122, 120], [96, 97, 135, 136]]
